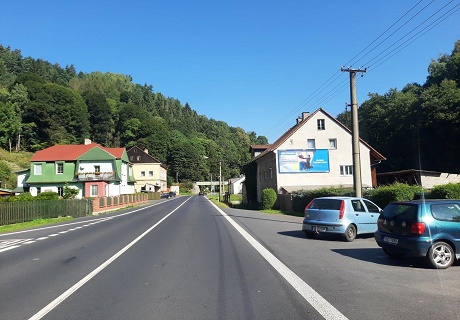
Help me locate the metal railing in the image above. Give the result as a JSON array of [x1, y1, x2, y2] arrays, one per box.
[[75, 172, 116, 181]]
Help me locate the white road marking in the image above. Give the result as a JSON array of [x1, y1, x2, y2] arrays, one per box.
[[2, 202, 169, 254], [209, 201, 349, 320], [28, 197, 192, 320], [0, 202, 162, 238], [0, 246, 20, 253]]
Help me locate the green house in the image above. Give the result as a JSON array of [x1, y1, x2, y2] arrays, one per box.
[[26, 141, 135, 198]]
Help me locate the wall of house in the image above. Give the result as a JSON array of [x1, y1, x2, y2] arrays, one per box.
[[78, 161, 114, 174], [256, 153, 278, 201], [132, 163, 167, 192], [421, 173, 460, 189]]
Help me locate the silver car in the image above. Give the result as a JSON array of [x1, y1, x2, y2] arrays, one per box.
[[302, 196, 382, 241]]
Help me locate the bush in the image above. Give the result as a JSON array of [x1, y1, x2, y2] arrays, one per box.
[[7, 192, 35, 202], [35, 191, 59, 201], [430, 183, 460, 199], [261, 188, 277, 210], [63, 184, 79, 199], [292, 187, 354, 212], [367, 183, 424, 208]]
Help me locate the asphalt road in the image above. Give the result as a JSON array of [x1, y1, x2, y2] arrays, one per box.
[[1, 196, 459, 320]]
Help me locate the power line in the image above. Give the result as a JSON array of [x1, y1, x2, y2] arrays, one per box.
[[262, 0, 460, 143]]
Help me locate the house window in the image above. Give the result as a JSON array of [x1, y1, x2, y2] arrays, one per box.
[[140, 171, 146, 177], [329, 139, 337, 149], [105, 185, 109, 196], [34, 164, 42, 175], [307, 139, 316, 149], [264, 170, 266, 181], [91, 185, 98, 197], [149, 171, 154, 177], [58, 187, 64, 197], [269, 167, 273, 180], [137, 156, 141, 161], [37, 187, 41, 194], [56, 163, 64, 174], [130, 156, 134, 161], [317, 119, 325, 130], [94, 165, 100, 173], [340, 165, 353, 176]]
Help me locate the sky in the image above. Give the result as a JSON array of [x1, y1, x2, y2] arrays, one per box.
[[1, 0, 459, 143]]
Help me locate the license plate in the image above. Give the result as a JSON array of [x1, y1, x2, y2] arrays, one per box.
[[383, 236, 398, 245], [312, 226, 326, 232]]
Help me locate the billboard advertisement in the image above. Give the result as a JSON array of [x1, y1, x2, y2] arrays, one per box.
[[278, 149, 330, 173]]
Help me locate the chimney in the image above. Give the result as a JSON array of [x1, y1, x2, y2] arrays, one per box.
[[84, 139, 92, 145], [302, 112, 310, 120], [296, 117, 302, 124], [144, 149, 149, 154]]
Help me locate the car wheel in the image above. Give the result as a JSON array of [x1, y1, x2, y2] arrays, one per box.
[[383, 248, 404, 259], [304, 231, 316, 239], [343, 224, 356, 242], [426, 241, 454, 269]]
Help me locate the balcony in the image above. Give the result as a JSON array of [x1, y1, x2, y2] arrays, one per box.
[[76, 172, 116, 181]]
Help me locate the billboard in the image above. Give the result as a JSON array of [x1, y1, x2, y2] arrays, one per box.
[[278, 149, 330, 173]]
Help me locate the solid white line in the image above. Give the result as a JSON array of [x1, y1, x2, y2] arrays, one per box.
[[209, 201, 348, 320], [28, 197, 191, 320]]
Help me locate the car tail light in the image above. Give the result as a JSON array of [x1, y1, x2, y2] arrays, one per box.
[[339, 200, 345, 219], [304, 200, 313, 217], [410, 222, 426, 235]]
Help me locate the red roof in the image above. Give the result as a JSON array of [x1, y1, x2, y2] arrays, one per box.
[[30, 143, 124, 161]]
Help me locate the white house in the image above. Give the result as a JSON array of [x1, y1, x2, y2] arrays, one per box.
[[250, 108, 386, 202]]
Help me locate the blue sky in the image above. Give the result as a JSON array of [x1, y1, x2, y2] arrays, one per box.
[[1, 0, 459, 143]]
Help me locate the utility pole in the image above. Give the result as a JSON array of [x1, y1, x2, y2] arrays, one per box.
[[341, 67, 366, 198], [218, 160, 222, 202]]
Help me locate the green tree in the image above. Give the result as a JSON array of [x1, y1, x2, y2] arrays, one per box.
[[84, 91, 113, 145]]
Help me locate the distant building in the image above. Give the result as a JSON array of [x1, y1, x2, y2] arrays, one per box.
[[127, 146, 167, 193], [377, 169, 460, 189], [228, 176, 245, 194]]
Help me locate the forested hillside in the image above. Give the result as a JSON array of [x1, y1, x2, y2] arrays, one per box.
[[337, 40, 460, 174], [0, 45, 268, 185]]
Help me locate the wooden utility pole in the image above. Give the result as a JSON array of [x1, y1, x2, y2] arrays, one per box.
[[219, 160, 222, 202], [341, 67, 366, 197]]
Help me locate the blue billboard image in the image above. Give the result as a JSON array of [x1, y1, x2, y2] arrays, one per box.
[[278, 149, 330, 173]]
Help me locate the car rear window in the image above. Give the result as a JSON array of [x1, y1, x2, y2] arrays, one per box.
[[309, 199, 342, 210], [431, 203, 460, 222], [382, 203, 418, 220]]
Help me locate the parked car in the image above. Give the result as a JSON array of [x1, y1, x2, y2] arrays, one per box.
[[375, 199, 460, 269], [302, 197, 382, 242], [161, 191, 176, 199]]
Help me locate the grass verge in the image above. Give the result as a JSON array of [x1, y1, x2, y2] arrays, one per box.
[[0, 217, 74, 234]]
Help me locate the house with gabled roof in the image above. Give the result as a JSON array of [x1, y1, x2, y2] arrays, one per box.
[[26, 139, 135, 199], [127, 146, 168, 193], [249, 108, 386, 202]]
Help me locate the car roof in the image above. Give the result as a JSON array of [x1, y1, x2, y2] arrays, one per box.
[[391, 199, 460, 204], [314, 196, 364, 200]]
